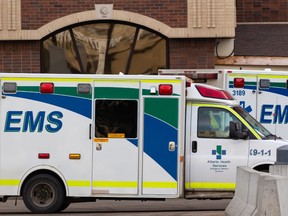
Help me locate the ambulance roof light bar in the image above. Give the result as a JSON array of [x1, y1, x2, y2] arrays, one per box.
[[196, 85, 234, 100], [158, 70, 219, 80]]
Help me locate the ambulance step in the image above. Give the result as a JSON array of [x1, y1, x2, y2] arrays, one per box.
[[185, 191, 234, 199]]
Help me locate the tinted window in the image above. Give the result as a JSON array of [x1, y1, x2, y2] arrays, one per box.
[[95, 100, 138, 138], [42, 22, 167, 74]]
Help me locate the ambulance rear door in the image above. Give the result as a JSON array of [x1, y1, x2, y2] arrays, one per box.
[[256, 74, 288, 139], [92, 79, 140, 195], [226, 72, 258, 118], [141, 78, 184, 196]]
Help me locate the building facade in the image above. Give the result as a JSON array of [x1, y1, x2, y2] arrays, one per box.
[[0, 0, 235, 74], [0, 0, 287, 73], [217, 0, 288, 70]]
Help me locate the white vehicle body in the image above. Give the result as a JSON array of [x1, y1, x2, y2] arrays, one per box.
[[0, 73, 287, 213], [159, 69, 288, 140]]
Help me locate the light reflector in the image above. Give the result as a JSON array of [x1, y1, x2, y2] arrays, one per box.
[[38, 153, 50, 159]]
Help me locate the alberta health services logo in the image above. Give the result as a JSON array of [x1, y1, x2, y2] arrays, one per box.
[[208, 145, 231, 172]]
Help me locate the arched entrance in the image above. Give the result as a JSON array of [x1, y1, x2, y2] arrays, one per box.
[[41, 21, 168, 74]]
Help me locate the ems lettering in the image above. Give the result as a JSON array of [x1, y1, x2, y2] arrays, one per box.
[[260, 105, 288, 124], [5, 111, 63, 133]]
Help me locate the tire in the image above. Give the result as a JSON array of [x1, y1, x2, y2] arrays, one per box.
[[58, 199, 71, 212], [22, 174, 65, 213]]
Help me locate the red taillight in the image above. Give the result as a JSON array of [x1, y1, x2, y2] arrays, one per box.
[[40, 83, 54, 94], [196, 85, 234, 100], [38, 153, 50, 159], [234, 78, 244, 88], [159, 84, 173, 95]]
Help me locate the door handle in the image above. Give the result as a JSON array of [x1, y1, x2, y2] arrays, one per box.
[[96, 142, 102, 151], [169, 141, 176, 151], [192, 141, 197, 153]]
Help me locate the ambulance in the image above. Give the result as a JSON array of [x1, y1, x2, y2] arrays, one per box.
[[159, 69, 288, 140], [0, 73, 287, 213]]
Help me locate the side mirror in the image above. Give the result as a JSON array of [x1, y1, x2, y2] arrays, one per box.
[[229, 121, 248, 139]]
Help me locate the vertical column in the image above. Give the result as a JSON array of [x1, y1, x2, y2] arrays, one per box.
[[207, 0, 216, 28], [191, 0, 202, 28], [0, 0, 3, 31], [1, 0, 21, 31]]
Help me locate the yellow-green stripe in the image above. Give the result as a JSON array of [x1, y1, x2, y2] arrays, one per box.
[[185, 182, 235, 190]]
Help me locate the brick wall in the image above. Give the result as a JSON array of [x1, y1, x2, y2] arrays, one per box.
[[21, 0, 187, 29], [0, 41, 40, 72], [169, 39, 215, 69], [237, 0, 288, 22], [1, 0, 216, 72], [235, 24, 288, 56], [235, 0, 288, 57]]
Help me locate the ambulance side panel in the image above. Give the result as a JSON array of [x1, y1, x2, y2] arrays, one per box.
[[0, 78, 93, 196], [0, 75, 185, 200]]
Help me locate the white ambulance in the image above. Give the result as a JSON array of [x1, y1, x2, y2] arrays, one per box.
[[159, 69, 288, 140], [0, 73, 287, 213]]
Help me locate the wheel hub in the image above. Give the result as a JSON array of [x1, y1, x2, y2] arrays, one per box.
[[37, 188, 49, 200]]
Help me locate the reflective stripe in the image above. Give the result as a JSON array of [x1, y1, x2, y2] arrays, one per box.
[[93, 181, 177, 189], [66, 180, 90, 187], [2, 77, 93, 82], [228, 73, 288, 79], [93, 181, 137, 188], [228, 107, 261, 139], [227, 73, 257, 78], [143, 182, 177, 189], [141, 79, 181, 83], [0, 179, 20, 186], [185, 182, 235, 190]]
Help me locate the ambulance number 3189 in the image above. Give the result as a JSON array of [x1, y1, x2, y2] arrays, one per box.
[[232, 90, 246, 96]]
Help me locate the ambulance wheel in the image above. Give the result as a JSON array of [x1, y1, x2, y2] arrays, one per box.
[[22, 174, 65, 213], [58, 199, 71, 212]]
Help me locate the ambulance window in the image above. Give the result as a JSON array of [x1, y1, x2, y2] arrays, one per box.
[[197, 107, 241, 139], [95, 100, 138, 138]]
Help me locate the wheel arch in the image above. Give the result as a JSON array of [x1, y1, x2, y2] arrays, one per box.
[[252, 163, 273, 172], [19, 166, 68, 197]]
